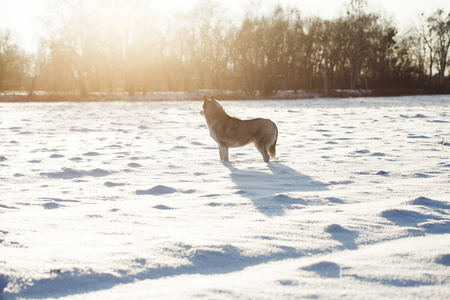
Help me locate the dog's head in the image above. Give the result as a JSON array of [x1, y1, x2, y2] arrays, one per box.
[[200, 95, 223, 117]]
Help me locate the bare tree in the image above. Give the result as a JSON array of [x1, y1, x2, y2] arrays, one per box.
[[228, 17, 262, 97], [284, 9, 304, 93], [0, 29, 21, 91], [24, 40, 51, 97], [338, 0, 378, 90], [259, 7, 290, 96], [427, 9, 450, 88], [47, 0, 94, 97], [417, 14, 438, 86], [228, 7, 292, 97], [368, 17, 397, 88]]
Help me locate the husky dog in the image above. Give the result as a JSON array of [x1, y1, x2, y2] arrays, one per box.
[[200, 96, 278, 162]]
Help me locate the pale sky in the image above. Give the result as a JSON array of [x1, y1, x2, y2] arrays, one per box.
[[1, 0, 449, 53]]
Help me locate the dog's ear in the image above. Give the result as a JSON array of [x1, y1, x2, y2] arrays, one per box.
[[211, 96, 216, 101], [203, 95, 208, 102]]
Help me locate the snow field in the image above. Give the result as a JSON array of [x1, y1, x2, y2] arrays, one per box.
[[0, 96, 449, 299]]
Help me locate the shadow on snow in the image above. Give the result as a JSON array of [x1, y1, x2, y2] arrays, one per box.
[[3, 244, 323, 299], [224, 161, 328, 216]]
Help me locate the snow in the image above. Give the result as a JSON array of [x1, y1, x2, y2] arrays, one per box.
[[0, 95, 449, 299]]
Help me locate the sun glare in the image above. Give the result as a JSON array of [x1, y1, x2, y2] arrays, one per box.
[[0, 0, 46, 53]]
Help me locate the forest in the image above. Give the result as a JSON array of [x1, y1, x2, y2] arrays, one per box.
[[1, 0, 450, 99]]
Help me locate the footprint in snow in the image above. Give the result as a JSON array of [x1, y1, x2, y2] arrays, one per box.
[[43, 202, 62, 210], [274, 194, 308, 207], [84, 151, 100, 156], [371, 152, 386, 157], [354, 149, 370, 154], [428, 119, 449, 123], [277, 279, 299, 286], [414, 114, 427, 118], [0, 204, 18, 210], [413, 173, 430, 178], [40, 168, 112, 179], [153, 205, 173, 210], [136, 185, 195, 195], [127, 163, 142, 168], [326, 197, 345, 204], [300, 261, 340, 278], [104, 181, 126, 187], [376, 170, 389, 176], [435, 254, 450, 266], [407, 135, 429, 139]]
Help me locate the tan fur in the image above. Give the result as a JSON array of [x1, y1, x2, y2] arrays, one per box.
[[200, 96, 278, 162]]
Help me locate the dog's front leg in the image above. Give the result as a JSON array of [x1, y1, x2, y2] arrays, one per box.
[[220, 145, 229, 161], [218, 145, 224, 160]]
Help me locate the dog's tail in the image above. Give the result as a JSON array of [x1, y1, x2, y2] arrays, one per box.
[[268, 128, 278, 159]]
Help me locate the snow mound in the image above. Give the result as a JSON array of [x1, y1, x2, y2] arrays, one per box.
[[408, 196, 450, 209], [381, 209, 430, 227], [325, 224, 359, 250], [136, 185, 177, 195]]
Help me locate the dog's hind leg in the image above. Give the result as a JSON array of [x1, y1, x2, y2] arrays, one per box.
[[254, 141, 270, 162], [268, 140, 276, 159]]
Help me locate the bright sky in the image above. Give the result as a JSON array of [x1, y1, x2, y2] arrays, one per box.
[[1, 0, 449, 53]]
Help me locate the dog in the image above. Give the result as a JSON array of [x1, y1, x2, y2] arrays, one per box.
[[200, 96, 278, 162]]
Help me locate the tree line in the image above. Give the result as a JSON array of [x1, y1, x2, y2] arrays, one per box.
[[1, 0, 450, 98]]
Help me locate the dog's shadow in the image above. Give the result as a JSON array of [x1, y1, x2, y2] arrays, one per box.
[[224, 161, 328, 216]]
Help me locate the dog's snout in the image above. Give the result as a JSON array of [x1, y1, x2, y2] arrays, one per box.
[[199, 110, 205, 116]]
